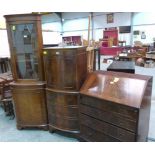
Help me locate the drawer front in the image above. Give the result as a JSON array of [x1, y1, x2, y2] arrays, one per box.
[[49, 114, 79, 131], [48, 103, 78, 118], [46, 90, 79, 132], [80, 125, 120, 142], [81, 96, 138, 121], [79, 104, 137, 132], [46, 90, 78, 106], [80, 113, 136, 142]]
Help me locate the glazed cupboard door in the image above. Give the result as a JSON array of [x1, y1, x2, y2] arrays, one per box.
[[45, 54, 76, 90], [9, 23, 39, 80]]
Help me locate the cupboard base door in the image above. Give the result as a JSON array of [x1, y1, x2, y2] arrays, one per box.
[[11, 82, 48, 130]]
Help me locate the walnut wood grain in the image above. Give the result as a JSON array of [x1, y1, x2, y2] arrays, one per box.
[[44, 47, 87, 133], [79, 71, 152, 141], [80, 71, 152, 108]]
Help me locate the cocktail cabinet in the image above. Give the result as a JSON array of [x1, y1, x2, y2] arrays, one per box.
[[43, 46, 87, 133]]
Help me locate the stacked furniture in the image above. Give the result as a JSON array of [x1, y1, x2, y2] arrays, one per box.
[[5, 14, 48, 130], [79, 71, 152, 141], [43, 46, 87, 133]]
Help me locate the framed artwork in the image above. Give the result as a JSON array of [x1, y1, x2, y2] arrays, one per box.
[[141, 31, 146, 39], [107, 13, 114, 23]]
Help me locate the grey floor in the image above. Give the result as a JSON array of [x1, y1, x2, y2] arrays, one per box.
[[0, 57, 155, 142]]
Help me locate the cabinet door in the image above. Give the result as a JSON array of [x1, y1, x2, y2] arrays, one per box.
[[46, 55, 76, 90], [12, 86, 47, 125], [10, 23, 39, 80]]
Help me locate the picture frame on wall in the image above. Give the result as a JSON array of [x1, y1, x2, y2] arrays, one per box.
[[141, 31, 146, 39], [107, 13, 114, 23]]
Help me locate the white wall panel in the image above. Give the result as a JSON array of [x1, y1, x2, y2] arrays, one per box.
[[42, 22, 62, 32], [133, 12, 155, 25], [62, 12, 89, 20], [94, 12, 131, 29], [63, 18, 88, 31], [93, 29, 103, 41], [42, 31, 62, 44], [0, 30, 10, 57], [132, 25, 155, 44]]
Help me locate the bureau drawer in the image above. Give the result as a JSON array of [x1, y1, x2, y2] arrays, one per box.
[[79, 104, 137, 132], [80, 125, 120, 142], [80, 96, 138, 121], [80, 113, 136, 142]]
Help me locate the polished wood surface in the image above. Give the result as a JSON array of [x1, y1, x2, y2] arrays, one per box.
[[79, 71, 152, 141], [46, 89, 79, 133], [43, 46, 87, 90], [11, 81, 48, 130], [43, 46, 87, 133], [80, 71, 152, 108]]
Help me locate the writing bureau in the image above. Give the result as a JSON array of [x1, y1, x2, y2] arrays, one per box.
[[79, 71, 152, 141]]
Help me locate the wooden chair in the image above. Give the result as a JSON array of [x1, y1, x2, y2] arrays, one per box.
[[0, 77, 14, 119], [0, 58, 11, 73]]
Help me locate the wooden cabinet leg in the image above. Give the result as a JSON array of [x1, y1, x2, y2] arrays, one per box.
[[17, 125, 23, 130], [49, 126, 55, 133]]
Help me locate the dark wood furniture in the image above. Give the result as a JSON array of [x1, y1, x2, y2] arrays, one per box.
[[0, 72, 14, 118], [0, 58, 11, 73], [107, 61, 135, 73], [4, 14, 48, 130], [43, 46, 87, 133], [79, 71, 152, 142]]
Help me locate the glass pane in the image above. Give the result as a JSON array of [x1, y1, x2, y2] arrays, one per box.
[[10, 23, 38, 79], [16, 53, 38, 79]]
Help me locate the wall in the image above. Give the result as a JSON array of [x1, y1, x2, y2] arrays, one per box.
[[0, 29, 10, 57], [93, 12, 132, 45], [42, 22, 62, 44], [62, 12, 132, 45], [62, 12, 90, 41], [0, 15, 10, 57], [42, 13, 62, 44], [132, 12, 155, 45]]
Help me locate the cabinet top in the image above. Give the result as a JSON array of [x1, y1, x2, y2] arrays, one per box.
[[80, 71, 152, 109], [4, 13, 42, 21], [43, 46, 86, 50]]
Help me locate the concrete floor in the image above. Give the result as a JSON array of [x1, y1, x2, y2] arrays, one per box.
[[0, 58, 155, 142]]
